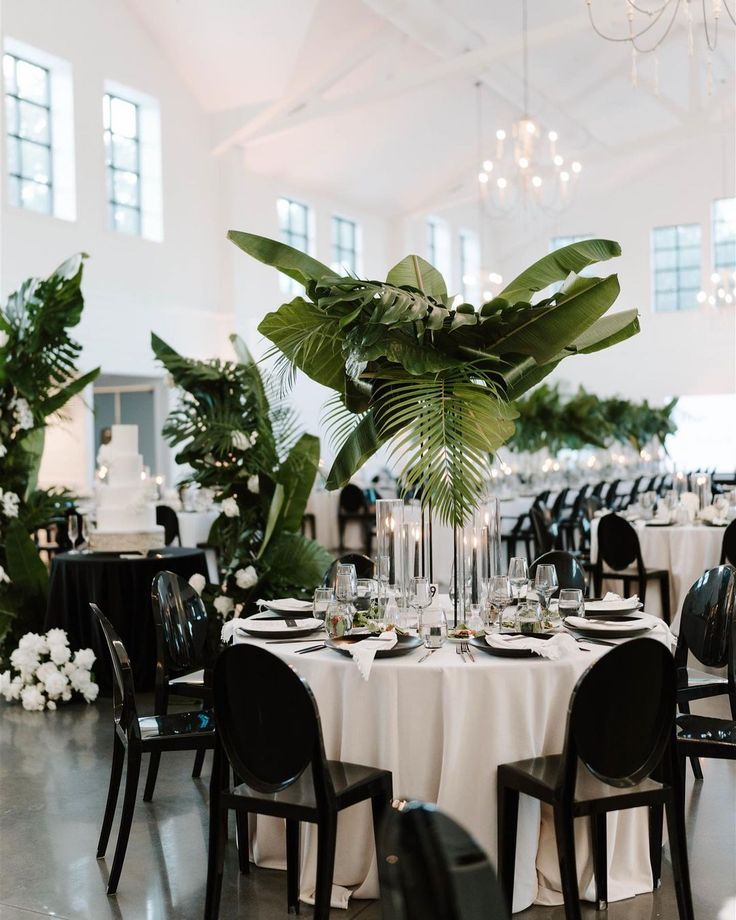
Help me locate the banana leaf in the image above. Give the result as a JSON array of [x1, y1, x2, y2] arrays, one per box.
[[386, 254, 448, 298], [227, 231, 337, 287], [500, 239, 621, 302], [274, 433, 320, 533], [5, 520, 48, 599], [326, 411, 386, 491]]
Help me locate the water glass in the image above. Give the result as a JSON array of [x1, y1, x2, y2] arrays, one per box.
[[313, 587, 333, 620], [517, 601, 542, 635], [324, 599, 353, 638], [67, 515, 79, 553], [508, 556, 529, 603], [559, 588, 585, 619], [335, 564, 358, 602], [418, 606, 448, 649], [355, 578, 377, 612]]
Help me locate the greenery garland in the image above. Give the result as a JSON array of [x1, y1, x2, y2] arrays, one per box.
[[511, 383, 678, 454], [0, 255, 99, 658], [152, 333, 333, 630]]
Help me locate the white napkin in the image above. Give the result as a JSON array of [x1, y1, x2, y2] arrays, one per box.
[[485, 633, 578, 660], [257, 597, 313, 611], [584, 592, 640, 612], [698, 505, 727, 525], [348, 632, 398, 680], [221, 616, 245, 643]]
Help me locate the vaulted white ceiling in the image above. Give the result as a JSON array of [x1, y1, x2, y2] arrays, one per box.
[[125, 0, 736, 213]]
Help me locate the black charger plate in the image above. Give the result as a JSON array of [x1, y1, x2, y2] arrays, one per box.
[[325, 634, 423, 658], [469, 632, 555, 658]]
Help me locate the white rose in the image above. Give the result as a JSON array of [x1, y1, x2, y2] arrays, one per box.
[[10, 647, 40, 678], [81, 681, 99, 703], [69, 667, 92, 693], [43, 670, 69, 700], [45, 628, 68, 648], [235, 566, 258, 590], [0, 443, 6, 459], [35, 661, 58, 683], [231, 430, 252, 451], [0, 330, 8, 349], [213, 595, 235, 619], [2, 491, 20, 518], [20, 684, 46, 712], [0, 565, 10, 585], [247, 475, 259, 494], [11, 397, 34, 430], [250, 431, 258, 443], [0, 670, 14, 700], [221, 497, 239, 518], [18, 632, 49, 656], [49, 643, 71, 666], [47, 700, 57, 711], [188, 573, 206, 596], [73, 648, 96, 671]]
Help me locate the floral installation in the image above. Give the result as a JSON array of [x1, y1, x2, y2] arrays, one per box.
[[0, 628, 98, 711], [153, 332, 333, 647], [0, 254, 99, 659]]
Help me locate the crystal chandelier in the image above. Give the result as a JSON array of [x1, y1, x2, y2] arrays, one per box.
[[697, 269, 736, 306], [586, 0, 736, 92], [477, 0, 583, 215]]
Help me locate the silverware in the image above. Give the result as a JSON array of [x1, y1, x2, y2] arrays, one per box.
[[573, 636, 617, 647], [418, 648, 438, 663], [460, 640, 475, 662], [294, 644, 326, 654], [456, 643, 467, 664]]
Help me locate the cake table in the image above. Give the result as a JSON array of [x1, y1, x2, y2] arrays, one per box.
[[44, 547, 208, 695]]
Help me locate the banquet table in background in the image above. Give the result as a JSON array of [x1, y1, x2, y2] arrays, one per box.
[[176, 509, 219, 548], [234, 618, 673, 913], [591, 518, 725, 627], [44, 547, 208, 695]]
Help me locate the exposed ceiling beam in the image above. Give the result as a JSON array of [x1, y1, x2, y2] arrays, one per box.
[[219, 13, 588, 150]]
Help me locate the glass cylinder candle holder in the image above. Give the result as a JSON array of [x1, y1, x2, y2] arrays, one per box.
[[674, 471, 687, 496], [477, 497, 502, 581], [695, 474, 711, 511], [376, 499, 404, 593]]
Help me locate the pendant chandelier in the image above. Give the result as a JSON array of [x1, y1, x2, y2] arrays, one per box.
[[477, 0, 583, 215], [586, 0, 736, 93]]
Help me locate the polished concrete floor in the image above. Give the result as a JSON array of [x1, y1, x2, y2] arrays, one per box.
[[0, 693, 734, 920]]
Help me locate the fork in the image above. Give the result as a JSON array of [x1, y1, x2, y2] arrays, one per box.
[[456, 643, 467, 663], [460, 640, 475, 662]]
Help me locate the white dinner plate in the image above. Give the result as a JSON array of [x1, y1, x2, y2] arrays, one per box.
[[236, 616, 323, 639], [584, 598, 642, 614], [261, 598, 315, 617], [564, 614, 656, 638]]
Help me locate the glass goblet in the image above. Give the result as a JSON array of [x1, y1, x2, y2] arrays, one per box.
[[508, 556, 529, 604]]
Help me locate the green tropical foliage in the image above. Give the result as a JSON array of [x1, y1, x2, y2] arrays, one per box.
[[511, 383, 678, 454], [228, 232, 640, 526], [152, 333, 333, 624], [0, 255, 99, 657]]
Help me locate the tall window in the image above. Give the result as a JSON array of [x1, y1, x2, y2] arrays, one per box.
[[277, 197, 311, 293], [4, 52, 53, 214], [712, 198, 736, 274], [651, 224, 701, 312], [104, 92, 142, 236], [426, 217, 451, 282], [331, 216, 359, 274], [459, 230, 480, 303]]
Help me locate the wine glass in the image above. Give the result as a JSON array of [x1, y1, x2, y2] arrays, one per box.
[[508, 556, 529, 605], [67, 514, 79, 554], [534, 564, 559, 623], [80, 515, 90, 551], [408, 576, 433, 614], [489, 575, 513, 631]]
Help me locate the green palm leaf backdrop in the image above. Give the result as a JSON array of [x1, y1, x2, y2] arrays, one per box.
[[152, 333, 333, 622], [229, 232, 640, 527], [0, 255, 100, 657]]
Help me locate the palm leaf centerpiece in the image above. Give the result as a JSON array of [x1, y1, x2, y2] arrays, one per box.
[[228, 232, 640, 527]]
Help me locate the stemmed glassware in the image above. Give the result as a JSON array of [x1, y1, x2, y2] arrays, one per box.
[[408, 576, 434, 616], [508, 557, 529, 605], [534, 564, 559, 626], [67, 514, 79, 554], [80, 515, 90, 552], [487, 575, 512, 630]]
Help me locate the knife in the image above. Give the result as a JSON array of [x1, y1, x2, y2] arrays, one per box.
[[294, 643, 326, 654]]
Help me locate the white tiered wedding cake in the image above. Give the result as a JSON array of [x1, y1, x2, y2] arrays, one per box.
[[92, 424, 165, 553]]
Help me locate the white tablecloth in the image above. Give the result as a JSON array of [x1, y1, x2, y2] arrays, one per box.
[[234, 617, 672, 913], [591, 518, 724, 627]]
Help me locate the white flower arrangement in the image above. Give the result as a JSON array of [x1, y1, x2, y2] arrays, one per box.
[[230, 430, 255, 451], [221, 496, 240, 518], [213, 594, 235, 618], [0, 628, 98, 711], [10, 395, 34, 431], [246, 474, 259, 494], [235, 565, 258, 590]]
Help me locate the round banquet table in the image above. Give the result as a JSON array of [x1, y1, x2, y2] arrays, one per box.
[[591, 518, 725, 629], [233, 616, 673, 913], [44, 547, 208, 695]]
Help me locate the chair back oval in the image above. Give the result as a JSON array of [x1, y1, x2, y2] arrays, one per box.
[[568, 485, 589, 519], [213, 644, 325, 796], [565, 638, 676, 788], [604, 479, 621, 508], [151, 571, 208, 672], [677, 566, 735, 669], [549, 488, 570, 521], [530, 551, 586, 592], [596, 513, 640, 571], [90, 603, 138, 738], [378, 801, 509, 920], [323, 553, 376, 587], [530, 507, 557, 556], [155, 505, 181, 546], [721, 519, 736, 566], [339, 484, 368, 514]]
